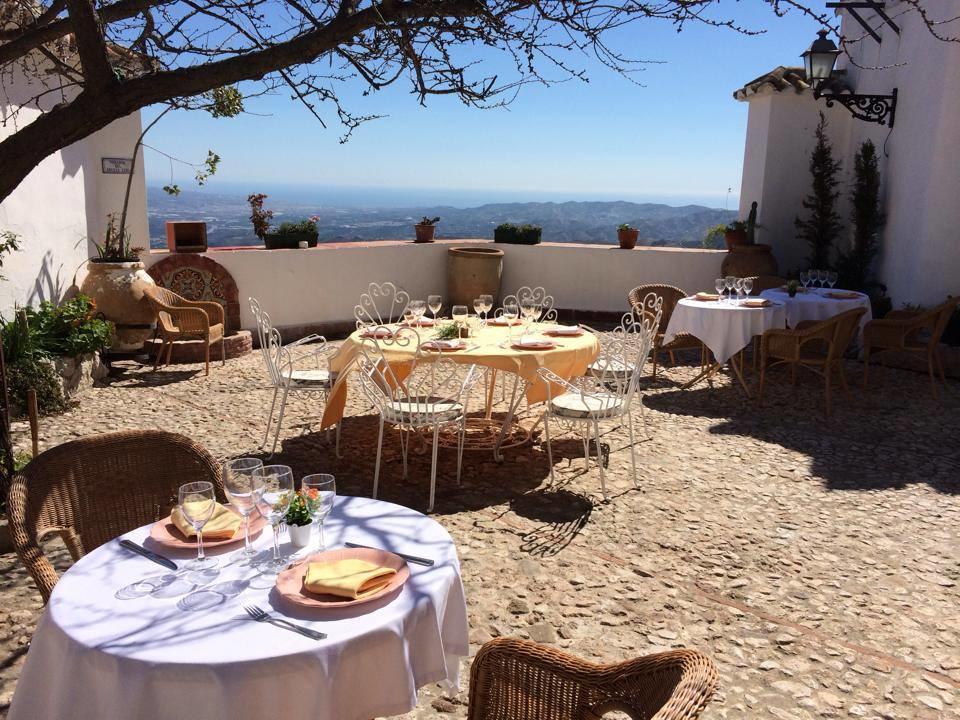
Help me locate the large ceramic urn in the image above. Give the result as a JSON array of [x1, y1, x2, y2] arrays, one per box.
[[447, 246, 504, 307], [80, 260, 157, 351], [720, 243, 779, 278]]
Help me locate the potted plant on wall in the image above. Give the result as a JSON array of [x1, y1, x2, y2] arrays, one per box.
[[617, 223, 639, 249], [494, 223, 542, 245], [415, 216, 440, 243], [248, 194, 320, 249], [723, 220, 748, 249]]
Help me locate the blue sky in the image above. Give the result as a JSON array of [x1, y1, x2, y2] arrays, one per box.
[[142, 3, 827, 208]]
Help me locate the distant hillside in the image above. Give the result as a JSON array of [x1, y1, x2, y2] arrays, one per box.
[[148, 189, 734, 248]]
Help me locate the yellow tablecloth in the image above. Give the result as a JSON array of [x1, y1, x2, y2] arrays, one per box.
[[320, 324, 600, 429]]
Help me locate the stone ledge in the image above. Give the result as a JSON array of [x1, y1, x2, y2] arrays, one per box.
[[143, 331, 252, 364]]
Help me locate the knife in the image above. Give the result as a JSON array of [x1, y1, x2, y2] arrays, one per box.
[[344, 542, 435, 567], [119, 539, 178, 571]]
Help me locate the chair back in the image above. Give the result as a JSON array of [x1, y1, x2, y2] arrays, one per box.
[[145, 285, 188, 332], [354, 282, 410, 328], [628, 284, 685, 334], [250, 297, 283, 385], [930, 296, 960, 348], [591, 309, 657, 411], [500, 286, 558, 323], [828, 307, 868, 360], [7, 430, 222, 603], [467, 637, 719, 720]]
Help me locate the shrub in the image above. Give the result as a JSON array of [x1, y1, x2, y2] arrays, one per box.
[[1, 296, 112, 364], [5, 359, 67, 417], [494, 223, 542, 245], [274, 217, 320, 236]]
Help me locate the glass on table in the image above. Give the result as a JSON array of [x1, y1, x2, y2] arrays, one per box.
[[178, 481, 218, 571], [480, 294, 494, 322], [818, 269, 828, 288], [473, 298, 485, 325], [827, 271, 838, 289], [742, 277, 754, 297], [451, 305, 468, 339], [427, 294, 442, 321], [408, 299, 426, 323], [733, 278, 744, 302], [714, 278, 725, 301], [253, 465, 294, 574], [223, 457, 264, 558], [724, 276, 736, 303], [519, 299, 538, 334], [302, 473, 336, 551], [799, 271, 809, 290]]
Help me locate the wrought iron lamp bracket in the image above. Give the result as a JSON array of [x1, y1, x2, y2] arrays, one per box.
[[813, 87, 897, 128]]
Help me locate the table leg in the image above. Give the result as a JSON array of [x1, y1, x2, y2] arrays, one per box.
[[729, 357, 753, 398], [494, 373, 523, 462], [681, 362, 721, 390], [485, 368, 498, 420]]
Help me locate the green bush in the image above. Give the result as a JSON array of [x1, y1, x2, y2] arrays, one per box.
[[1, 295, 112, 364], [5, 359, 67, 417], [494, 223, 542, 245]]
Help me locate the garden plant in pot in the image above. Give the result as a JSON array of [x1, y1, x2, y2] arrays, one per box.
[[494, 223, 542, 245], [617, 223, 639, 249], [249, 193, 320, 249], [285, 491, 312, 548], [720, 201, 778, 278], [723, 220, 748, 249], [415, 216, 440, 243], [79, 214, 156, 352]]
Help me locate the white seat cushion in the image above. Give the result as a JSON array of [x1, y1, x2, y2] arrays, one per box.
[[550, 392, 623, 419], [287, 369, 335, 387], [384, 396, 463, 425], [587, 358, 636, 380]]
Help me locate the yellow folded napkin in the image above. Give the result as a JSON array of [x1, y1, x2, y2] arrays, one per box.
[[171, 502, 241, 540], [303, 558, 397, 600], [693, 292, 721, 301]]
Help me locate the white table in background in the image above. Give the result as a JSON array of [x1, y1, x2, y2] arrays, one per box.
[[663, 297, 787, 396], [9, 496, 468, 720], [759, 287, 872, 336]]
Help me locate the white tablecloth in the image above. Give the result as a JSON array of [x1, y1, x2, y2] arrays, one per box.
[[760, 288, 872, 334], [664, 297, 787, 364], [9, 496, 468, 720]]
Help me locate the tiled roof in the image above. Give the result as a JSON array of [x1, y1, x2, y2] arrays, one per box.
[[733, 66, 850, 101]]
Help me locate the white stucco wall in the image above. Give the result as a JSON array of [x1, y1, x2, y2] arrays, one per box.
[[0, 60, 148, 315], [143, 241, 725, 331]]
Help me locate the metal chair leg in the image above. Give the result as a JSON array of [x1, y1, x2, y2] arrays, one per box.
[[543, 412, 555, 485], [593, 417, 608, 501], [270, 385, 290, 455], [428, 424, 440, 512], [372, 416, 385, 499], [627, 411, 638, 487], [262, 385, 280, 449]]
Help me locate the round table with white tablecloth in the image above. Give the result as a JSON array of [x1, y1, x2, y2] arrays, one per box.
[[759, 287, 872, 336], [8, 495, 468, 720]]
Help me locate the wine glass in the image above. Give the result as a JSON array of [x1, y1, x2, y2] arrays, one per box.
[[502, 302, 519, 341], [427, 294, 442, 321], [473, 298, 485, 325], [799, 271, 809, 290], [402, 307, 416, 326], [817, 269, 828, 289], [408, 299, 426, 324], [223, 458, 264, 558], [742, 277, 754, 297], [724, 276, 736, 303], [451, 305, 468, 340], [253, 465, 294, 573], [302, 474, 336, 551], [827, 271, 838, 289], [519, 298, 538, 335], [714, 278, 725, 301], [178, 481, 218, 570], [733, 278, 744, 302], [480, 294, 494, 323]]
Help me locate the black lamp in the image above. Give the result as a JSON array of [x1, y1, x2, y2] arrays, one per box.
[[801, 29, 898, 128]]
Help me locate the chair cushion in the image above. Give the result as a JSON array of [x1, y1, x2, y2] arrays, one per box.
[[550, 392, 623, 419], [383, 396, 463, 425], [587, 358, 635, 380], [287, 369, 335, 387]]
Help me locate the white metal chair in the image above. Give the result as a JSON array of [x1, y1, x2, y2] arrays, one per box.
[[250, 298, 339, 456], [354, 327, 481, 512], [354, 282, 411, 328], [539, 303, 658, 500]]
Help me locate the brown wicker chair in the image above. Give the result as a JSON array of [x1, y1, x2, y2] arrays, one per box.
[[863, 296, 959, 398], [145, 285, 226, 375], [467, 638, 719, 720], [7, 430, 223, 603], [759, 307, 866, 416], [743, 275, 788, 296], [628, 284, 704, 379]]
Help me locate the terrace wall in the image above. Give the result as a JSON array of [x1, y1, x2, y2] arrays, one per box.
[[143, 241, 724, 337]]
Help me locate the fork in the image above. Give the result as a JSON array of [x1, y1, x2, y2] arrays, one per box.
[[242, 604, 326, 640]]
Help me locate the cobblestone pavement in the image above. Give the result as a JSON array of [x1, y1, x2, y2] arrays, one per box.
[[3, 345, 959, 719]]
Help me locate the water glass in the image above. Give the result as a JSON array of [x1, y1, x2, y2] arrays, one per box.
[[427, 294, 442, 320], [714, 278, 725, 300], [302, 474, 336, 551], [742, 277, 754, 297], [473, 298, 485, 323], [734, 278, 744, 302], [178, 481, 218, 570], [827, 271, 838, 289], [408, 299, 426, 323], [519, 299, 538, 334], [451, 305, 468, 338], [724, 276, 736, 303], [223, 458, 264, 558], [818, 269, 828, 288], [254, 465, 294, 573], [799, 271, 809, 289], [480, 294, 494, 322]]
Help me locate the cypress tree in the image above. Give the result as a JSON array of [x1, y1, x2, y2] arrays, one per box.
[[795, 113, 843, 268], [837, 139, 884, 291]]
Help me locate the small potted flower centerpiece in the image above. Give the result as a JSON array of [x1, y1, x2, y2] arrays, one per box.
[[285, 491, 312, 547], [248, 193, 320, 249], [786, 279, 800, 298], [617, 223, 639, 249], [415, 216, 440, 243]]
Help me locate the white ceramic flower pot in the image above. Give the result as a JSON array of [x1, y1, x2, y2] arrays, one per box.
[[288, 523, 311, 548]]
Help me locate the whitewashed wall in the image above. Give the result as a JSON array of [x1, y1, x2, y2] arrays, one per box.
[[143, 241, 725, 332]]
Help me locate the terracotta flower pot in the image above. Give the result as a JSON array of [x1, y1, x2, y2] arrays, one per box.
[[414, 224, 437, 243], [724, 229, 748, 250], [720, 243, 779, 278], [79, 260, 156, 351], [447, 246, 504, 307], [617, 228, 639, 249]]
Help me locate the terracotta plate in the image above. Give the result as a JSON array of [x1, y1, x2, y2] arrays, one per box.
[[276, 547, 410, 610], [360, 328, 394, 339], [421, 340, 466, 352], [511, 340, 557, 351], [148, 505, 266, 549], [487, 318, 521, 327]]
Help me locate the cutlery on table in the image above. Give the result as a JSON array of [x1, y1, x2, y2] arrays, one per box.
[[344, 542, 435, 567], [243, 604, 326, 640], [118, 539, 178, 571]]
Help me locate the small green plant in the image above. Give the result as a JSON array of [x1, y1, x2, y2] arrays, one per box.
[[617, 223, 634, 231], [702, 223, 727, 249], [285, 491, 312, 527], [274, 217, 321, 235], [434, 322, 464, 340], [494, 223, 542, 245], [5, 359, 68, 417], [727, 220, 748, 233], [1, 296, 113, 364], [418, 216, 440, 226], [93, 214, 143, 261], [0, 230, 21, 280], [786, 279, 800, 297]]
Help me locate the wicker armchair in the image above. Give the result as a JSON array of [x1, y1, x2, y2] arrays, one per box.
[[759, 307, 866, 415], [743, 275, 788, 296], [467, 638, 719, 720], [145, 285, 226, 375], [7, 430, 223, 603], [628, 284, 704, 379], [863, 296, 959, 398]]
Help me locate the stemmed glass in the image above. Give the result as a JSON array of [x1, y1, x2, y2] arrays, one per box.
[[817, 269, 828, 290], [519, 298, 538, 336], [799, 271, 809, 290], [302, 474, 336, 551], [451, 305, 468, 340], [742, 277, 754, 298], [724, 276, 736, 304], [254, 465, 294, 574], [178, 481, 218, 570], [480, 294, 493, 324], [223, 458, 264, 558], [502, 302, 519, 342], [427, 294, 442, 321], [714, 278, 725, 302], [827, 271, 838, 289], [473, 297, 485, 326], [408, 299, 426, 324], [733, 278, 744, 303]]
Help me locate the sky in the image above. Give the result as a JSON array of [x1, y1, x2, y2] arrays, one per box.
[[141, 2, 829, 208]]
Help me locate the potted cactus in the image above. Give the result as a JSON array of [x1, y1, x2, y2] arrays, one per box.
[[617, 223, 639, 249], [415, 216, 440, 243]]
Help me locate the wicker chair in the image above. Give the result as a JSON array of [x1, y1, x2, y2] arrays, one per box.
[[144, 285, 226, 375], [467, 638, 719, 720], [743, 275, 787, 296], [863, 296, 959, 398], [628, 284, 704, 379], [7, 430, 223, 603], [759, 307, 866, 416]]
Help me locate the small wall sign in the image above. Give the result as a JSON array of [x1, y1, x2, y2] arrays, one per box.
[[101, 157, 133, 174]]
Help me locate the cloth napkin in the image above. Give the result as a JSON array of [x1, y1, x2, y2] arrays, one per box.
[[693, 292, 721, 301], [544, 325, 582, 336], [826, 291, 860, 299], [303, 559, 398, 600], [171, 502, 241, 540], [423, 339, 462, 350], [742, 298, 771, 308]]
